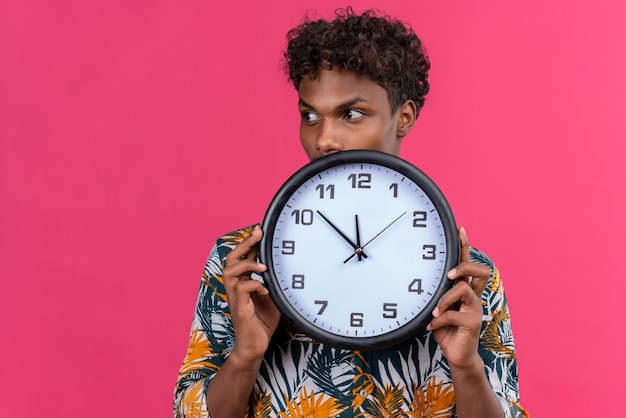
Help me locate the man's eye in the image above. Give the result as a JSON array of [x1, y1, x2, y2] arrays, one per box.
[[302, 112, 320, 122], [344, 109, 365, 120]]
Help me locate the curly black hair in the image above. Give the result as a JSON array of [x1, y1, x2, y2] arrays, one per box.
[[283, 7, 430, 116]]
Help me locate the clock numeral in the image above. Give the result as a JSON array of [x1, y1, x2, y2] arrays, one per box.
[[281, 240, 295, 255], [291, 274, 305, 289], [408, 278, 424, 294], [348, 173, 371, 189], [291, 209, 314, 225], [315, 184, 335, 199], [422, 245, 436, 260], [350, 312, 364, 327], [383, 303, 398, 318], [413, 211, 427, 227], [314, 300, 328, 315], [389, 183, 398, 198]]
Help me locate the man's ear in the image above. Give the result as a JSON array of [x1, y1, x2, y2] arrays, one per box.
[[397, 100, 417, 137]]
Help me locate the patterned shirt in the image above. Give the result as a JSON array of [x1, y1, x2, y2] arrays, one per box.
[[174, 225, 528, 417]]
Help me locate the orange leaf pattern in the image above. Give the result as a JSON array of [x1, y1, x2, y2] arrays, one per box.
[[174, 226, 529, 418]]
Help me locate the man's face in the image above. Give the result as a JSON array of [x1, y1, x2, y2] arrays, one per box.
[[298, 68, 408, 161]]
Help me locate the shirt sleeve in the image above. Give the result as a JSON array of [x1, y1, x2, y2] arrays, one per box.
[[173, 239, 235, 418], [173, 227, 256, 417], [471, 248, 529, 418]]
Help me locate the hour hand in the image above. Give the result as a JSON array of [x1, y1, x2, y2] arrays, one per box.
[[344, 211, 407, 263], [316, 211, 368, 259], [354, 214, 364, 261]]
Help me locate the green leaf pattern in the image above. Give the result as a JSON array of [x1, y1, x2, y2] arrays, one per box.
[[174, 227, 528, 418]]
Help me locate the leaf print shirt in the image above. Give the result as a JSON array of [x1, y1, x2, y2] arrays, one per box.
[[174, 226, 529, 418]]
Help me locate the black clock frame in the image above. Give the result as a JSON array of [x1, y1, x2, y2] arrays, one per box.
[[259, 150, 459, 351]]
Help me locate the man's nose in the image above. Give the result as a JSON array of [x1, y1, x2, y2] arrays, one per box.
[[316, 121, 343, 155]]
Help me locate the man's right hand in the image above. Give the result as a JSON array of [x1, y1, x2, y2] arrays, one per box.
[[222, 225, 281, 363]]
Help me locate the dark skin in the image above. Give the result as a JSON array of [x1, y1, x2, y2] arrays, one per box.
[[206, 69, 501, 418]]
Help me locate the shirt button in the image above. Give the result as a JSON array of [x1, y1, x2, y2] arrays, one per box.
[[359, 389, 368, 398]]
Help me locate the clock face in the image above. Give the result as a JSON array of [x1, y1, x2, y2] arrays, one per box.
[[260, 150, 458, 350]]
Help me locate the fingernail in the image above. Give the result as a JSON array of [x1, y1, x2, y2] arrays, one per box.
[[432, 306, 439, 317], [447, 268, 457, 278]]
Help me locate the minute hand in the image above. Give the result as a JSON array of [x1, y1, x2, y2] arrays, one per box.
[[343, 211, 407, 263], [316, 211, 368, 259]]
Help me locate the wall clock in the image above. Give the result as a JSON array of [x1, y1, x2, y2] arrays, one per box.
[[259, 150, 459, 350]]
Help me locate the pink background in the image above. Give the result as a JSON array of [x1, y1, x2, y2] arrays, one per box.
[[1, 0, 625, 416]]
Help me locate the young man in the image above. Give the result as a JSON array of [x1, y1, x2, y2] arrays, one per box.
[[174, 8, 527, 418]]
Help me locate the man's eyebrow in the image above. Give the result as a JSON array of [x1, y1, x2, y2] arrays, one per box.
[[298, 98, 314, 109], [336, 97, 367, 109], [298, 97, 368, 111]]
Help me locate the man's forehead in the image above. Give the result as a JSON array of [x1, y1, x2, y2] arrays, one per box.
[[297, 69, 389, 109]]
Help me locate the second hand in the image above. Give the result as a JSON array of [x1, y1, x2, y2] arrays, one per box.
[[344, 211, 407, 263]]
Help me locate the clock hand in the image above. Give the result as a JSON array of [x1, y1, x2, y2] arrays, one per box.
[[355, 214, 363, 261], [316, 210, 368, 259], [343, 211, 407, 263]]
